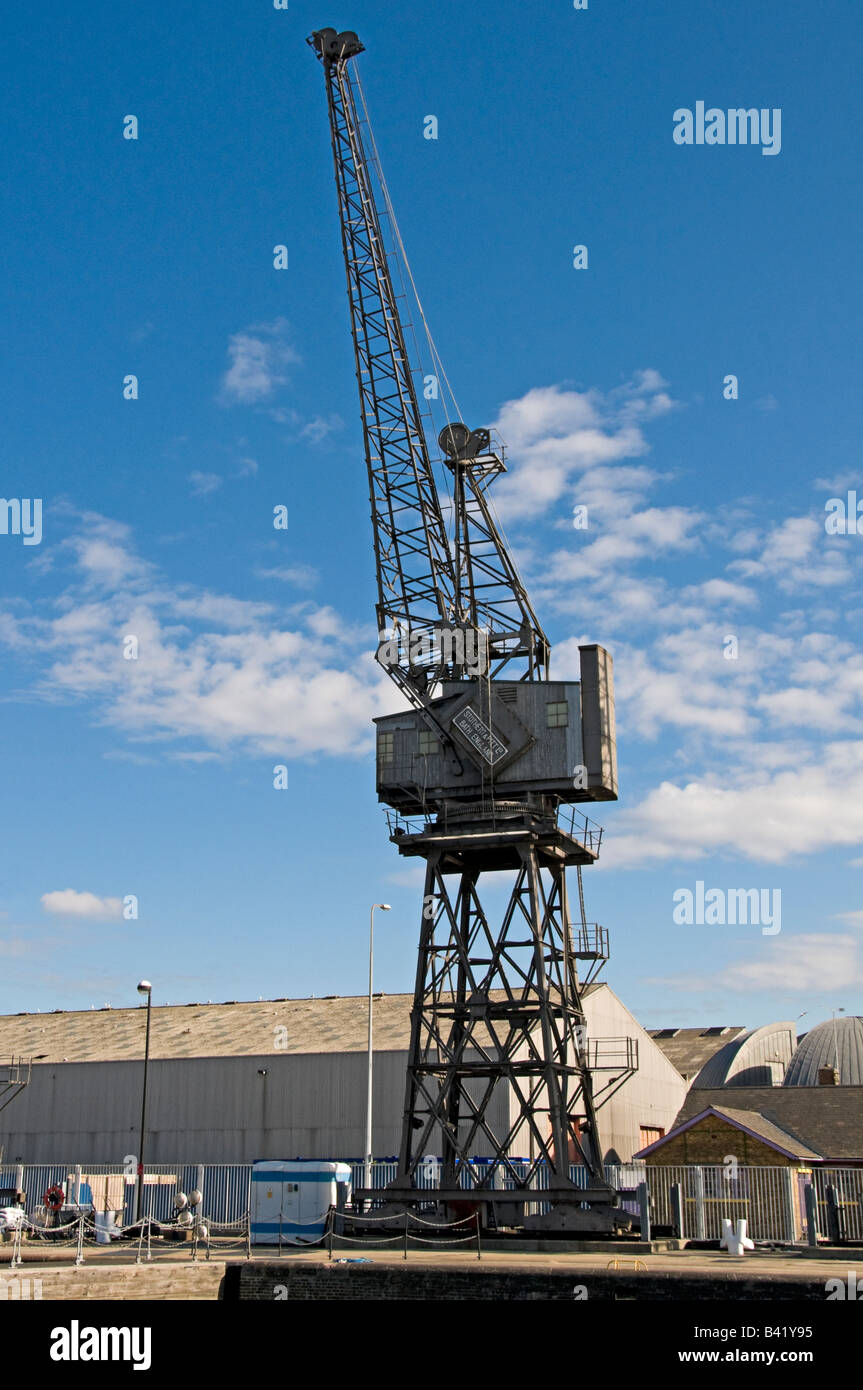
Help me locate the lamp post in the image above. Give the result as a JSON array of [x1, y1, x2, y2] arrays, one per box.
[[365, 904, 391, 1201], [136, 980, 152, 1223]]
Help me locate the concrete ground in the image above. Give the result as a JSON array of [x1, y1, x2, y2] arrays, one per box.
[[2, 1240, 860, 1298]]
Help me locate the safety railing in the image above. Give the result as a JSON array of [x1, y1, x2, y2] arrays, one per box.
[[4, 1161, 863, 1246]]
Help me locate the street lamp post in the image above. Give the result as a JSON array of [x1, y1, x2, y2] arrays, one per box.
[[365, 904, 391, 1202], [136, 980, 153, 1223]]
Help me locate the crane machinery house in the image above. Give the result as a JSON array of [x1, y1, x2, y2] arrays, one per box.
[[375, 646, 617, 814]]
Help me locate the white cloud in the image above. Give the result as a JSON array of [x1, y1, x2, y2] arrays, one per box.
[[715, 934, 863, 993], [67, 517, 151, 590], [491, 375, 676, 522], [257, 564, 319, 590], [0, 515, 399, 761], [188, 471, 222, 496], [686, 578, 757, 608], [730, 515, 855, 591], [41, 890, 123, 921], [814, 472, 860, 492], [220, 319, 299, 404], [301, 414, 343, 443], [603, 743, 863, 867]]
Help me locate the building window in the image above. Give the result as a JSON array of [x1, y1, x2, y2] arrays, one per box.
[[546, 701, 569, 728], [377, 732, 394, 767], [419, 730, 440, 756], [639, 1125, 665, 1148]]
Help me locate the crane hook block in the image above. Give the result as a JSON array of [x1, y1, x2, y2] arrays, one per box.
[[308, 28, 364, 63]]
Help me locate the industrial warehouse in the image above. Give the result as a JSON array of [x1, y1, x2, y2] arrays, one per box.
[[2, 1002, 861, 1171], [0, 985, 684, 1165]]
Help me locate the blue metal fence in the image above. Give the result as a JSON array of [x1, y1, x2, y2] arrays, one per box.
[[4, 1160, 859, 1241], [0, 1163, 252, 1225]]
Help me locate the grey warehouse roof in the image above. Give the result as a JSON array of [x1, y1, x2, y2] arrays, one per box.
[[646, 1026, 747, 1080], [0, 986, 603, 1064]]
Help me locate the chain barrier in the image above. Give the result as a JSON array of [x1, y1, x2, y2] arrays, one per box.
[[201, 1211, 250, 1261], [330, 1231, 403, 1246], [406, 1232, 478, 1245], [328, 1207, 481, 1260], [2, 1207, 253, 1269], [401, 1210, 478, 1229], [5, 1198, 480, 1266]]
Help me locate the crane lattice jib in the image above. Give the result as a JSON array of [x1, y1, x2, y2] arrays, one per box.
[[311, 31, 457, 701], [452, 458, 551, 679]]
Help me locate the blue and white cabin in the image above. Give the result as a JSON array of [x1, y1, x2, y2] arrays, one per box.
[[250, 1160, 352, 1245]]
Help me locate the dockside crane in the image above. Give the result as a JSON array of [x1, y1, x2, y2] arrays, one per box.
[[309, 26, 636, 1232]]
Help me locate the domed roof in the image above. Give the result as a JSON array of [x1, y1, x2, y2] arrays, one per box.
[[783, 1016, 863, 1086], [692, 1022, 795, 1088]]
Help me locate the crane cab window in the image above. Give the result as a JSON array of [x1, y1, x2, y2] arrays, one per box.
[[418, 730, 440, 756], [546, 701, 569, 728], [377, 732, 394, 766]]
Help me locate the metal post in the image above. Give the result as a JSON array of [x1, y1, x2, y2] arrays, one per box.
[[10, 1218, 22, 1269], [476, 1211, 481, 1261], [781, 1168, 796, 1244], [671, 1182, 684, 1239], [804, 1182, 818, 1247], [365, 906, 374, 1205], [403, 1210, 409, 1260], [637, 1181, 651, 1244], [825, 1184, 842, 1244], [692, 1167, 706, 1241], [135, 982, 152, 1223], [365, 903, 391, 1205]]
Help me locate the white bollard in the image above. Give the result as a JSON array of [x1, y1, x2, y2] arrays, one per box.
[[720, 1217, 754, 1256]]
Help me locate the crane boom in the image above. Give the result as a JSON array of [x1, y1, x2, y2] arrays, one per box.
[[309, 27, 457, 707], [309, 26, 551, 702]]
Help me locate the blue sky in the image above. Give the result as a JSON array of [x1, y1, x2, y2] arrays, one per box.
[[1, 0, 862, 1036]]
